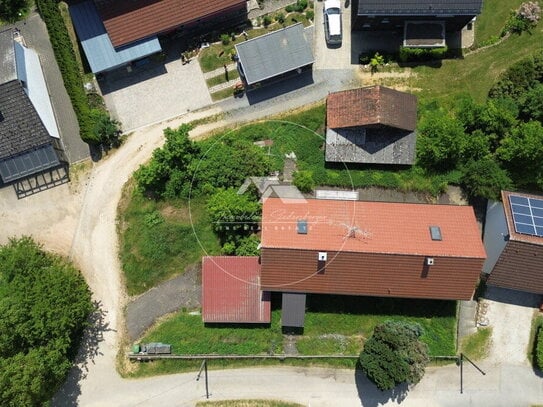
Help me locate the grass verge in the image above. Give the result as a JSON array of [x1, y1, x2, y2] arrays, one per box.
[[206, 69, 240, 88], [460, 327, 492, 360], [197, 401, 305, 407], [528, 313, 543, 367], [210, 87, 236, 101], [117, 181, 221, 295]]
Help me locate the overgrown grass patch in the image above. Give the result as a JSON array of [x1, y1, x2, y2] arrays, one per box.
[[219, 104, 458, 195], [118, 182, 220, 295], [460, 328, 492, 360]]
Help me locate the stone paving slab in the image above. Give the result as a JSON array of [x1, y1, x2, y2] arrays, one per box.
[[100, 56, 212, 132]]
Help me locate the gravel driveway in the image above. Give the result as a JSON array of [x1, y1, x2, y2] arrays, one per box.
[[483, 285, 540, 365]]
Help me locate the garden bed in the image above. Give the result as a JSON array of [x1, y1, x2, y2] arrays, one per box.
[[199, 6, 313, 73]]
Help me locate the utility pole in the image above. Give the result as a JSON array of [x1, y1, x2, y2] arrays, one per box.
[[196, 359, 210, 399]]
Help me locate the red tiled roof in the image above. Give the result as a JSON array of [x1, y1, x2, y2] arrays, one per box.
[[326, 86, 417, 130], [202, 256, 271, 323], [95, 0, 245, 48], [502, 190, 543, 246], [261, 198, 486, 258]]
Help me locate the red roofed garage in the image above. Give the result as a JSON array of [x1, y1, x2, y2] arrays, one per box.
[[202, 256, 271, 324]]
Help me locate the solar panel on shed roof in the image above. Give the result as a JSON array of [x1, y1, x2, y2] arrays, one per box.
[[509, 194, 543, 237]]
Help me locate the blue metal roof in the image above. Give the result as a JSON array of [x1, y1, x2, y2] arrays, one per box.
[[69, 1, 162, 73]]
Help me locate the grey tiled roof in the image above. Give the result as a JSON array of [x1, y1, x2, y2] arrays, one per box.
[[357, 0, 483, 15], [0, 80, 53, 160], [235, 23, 314, 85], [0, 29, 17, 85]]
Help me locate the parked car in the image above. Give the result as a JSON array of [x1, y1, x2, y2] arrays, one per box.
[[323, 0, 342, 45]]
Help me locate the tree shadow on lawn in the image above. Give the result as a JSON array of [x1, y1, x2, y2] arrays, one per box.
[[306, 294, 456, 318], [52, 301, 114, 406], [354, 361, 409, 407]]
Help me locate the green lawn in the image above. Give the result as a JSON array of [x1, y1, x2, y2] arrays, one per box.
[[411, 20, 543, 104], [206, 69, 240, 88], [474, 0, 524, 46], [199, 28, 268, 72], [127, 296, 456, 376], [118, 182, 221, 295]]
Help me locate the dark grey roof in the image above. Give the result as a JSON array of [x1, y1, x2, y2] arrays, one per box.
[[357, 0, 483, 15], [235, 23, 314, 85], [325, 127, 416, 165], [0, 29, 17, 84], [0, 144, 60, 183], [0, 80, 53, 160]]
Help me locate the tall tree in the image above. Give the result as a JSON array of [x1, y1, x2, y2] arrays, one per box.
[[0, 237, 93, 406], [416, 111, 467, 172], [497, 120, 543, 188], [359, 321, 430, 391], [0, 0, 27, 22]]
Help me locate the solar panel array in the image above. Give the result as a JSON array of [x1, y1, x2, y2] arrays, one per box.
[[509, 195, 543, 237]]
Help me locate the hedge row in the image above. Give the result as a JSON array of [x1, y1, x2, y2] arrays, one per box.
[[398, 46, 448, 62], [35, 0, 98, 144], [536, 323, 543, 370]]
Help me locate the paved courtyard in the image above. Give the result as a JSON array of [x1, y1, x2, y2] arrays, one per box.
[[99, 51, 212, 132]]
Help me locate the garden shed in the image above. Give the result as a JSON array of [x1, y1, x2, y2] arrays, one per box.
[[202, 256, 271, 324], [326, 86, 417, 165]]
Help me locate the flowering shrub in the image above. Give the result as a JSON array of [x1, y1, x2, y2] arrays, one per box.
[[503, 1, 542, 35]]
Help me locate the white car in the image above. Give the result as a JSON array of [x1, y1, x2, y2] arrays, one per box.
[[323, 0, 342, 45]]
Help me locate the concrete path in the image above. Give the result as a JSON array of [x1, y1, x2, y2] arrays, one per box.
[[14, 12, 90, 163]]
